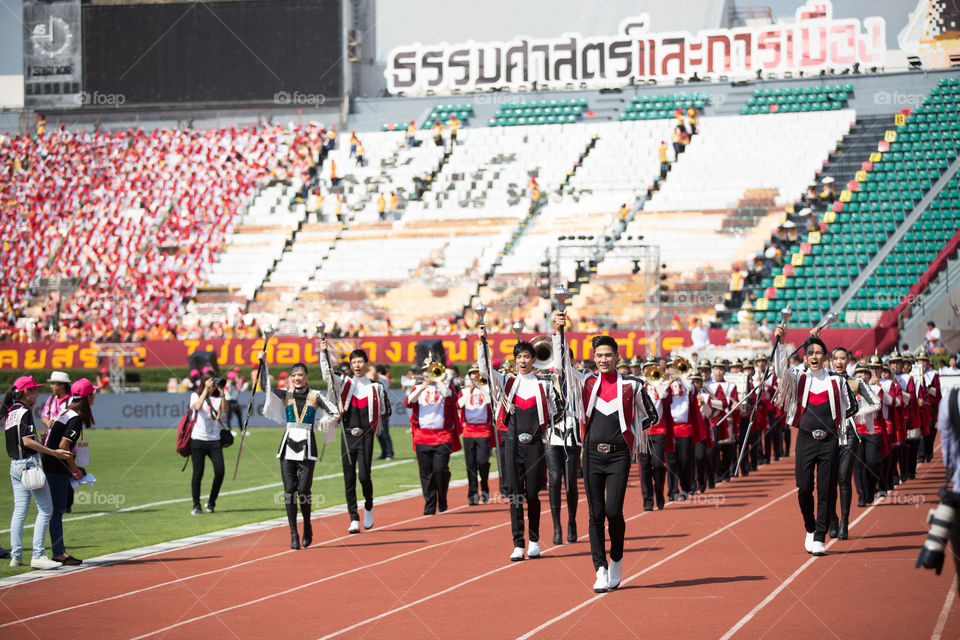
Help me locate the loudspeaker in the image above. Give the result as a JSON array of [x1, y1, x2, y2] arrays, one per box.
[[414, 340, 446, 369], [187, 350, 219, 375]]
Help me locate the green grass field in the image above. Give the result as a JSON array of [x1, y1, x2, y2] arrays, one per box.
[[1, 425, 497, 578]]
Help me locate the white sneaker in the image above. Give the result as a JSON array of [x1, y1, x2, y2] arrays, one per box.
[[363, 507, 374, 530], [804, 531, 815, 554], [810, 540, 826, 556], [593, 566, 609, 593], [10, 557, 22, 567], [527, 541, 541, 558], [30, 556, 61, 570], [510, 547, 525, 562], [608, 559, 622, 590], [348, 520, 360, 534]]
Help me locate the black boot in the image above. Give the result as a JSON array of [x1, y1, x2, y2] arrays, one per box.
[[838, 519, 849, 540], [301, 500, 313, 548], [290, 529, 301, 550], [285, 494, 300, 550], [828, 518, 839, 540], [567, 519, 577, 543]]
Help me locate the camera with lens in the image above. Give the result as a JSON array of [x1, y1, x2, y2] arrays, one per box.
[[214, 377, 228, 389], [916, 487, 956, 575]]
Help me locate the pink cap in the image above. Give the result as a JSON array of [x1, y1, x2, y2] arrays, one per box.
[[189, 369, 200, 377], [99, 367, 109, 375], [202, 366, 213, 373], [71, 378, 99, 398], [226, 371, 236, 379], [13, 375, 44, 391]]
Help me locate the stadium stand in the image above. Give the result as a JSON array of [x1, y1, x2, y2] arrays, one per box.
[[740, 84, 853, 115], [745, 77, 960, 328]]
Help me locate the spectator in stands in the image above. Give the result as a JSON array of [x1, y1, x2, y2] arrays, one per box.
[[674, 109, 687, 135], [617, 203, 629, 223], [820, 176, 836, 204], [686, 106, 698, 135], [803, 186, 821, 210], [406, 120, 417, 147], [658, 140, 669, 179], [925, 321, 943, 354], [389, 191, 399, 215], [349, 131, 358, 158], [377, 193, 386, 221], [326, 127, 337, 151], [447, 114, 460, 147], [432, 120, 445, 147], [672, 126, 684, 157], [356, 139, 365, 167]]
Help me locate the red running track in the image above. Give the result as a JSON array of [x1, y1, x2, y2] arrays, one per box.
[[0, 455, 957, 640]]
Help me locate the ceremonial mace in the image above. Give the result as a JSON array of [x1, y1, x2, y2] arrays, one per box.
[[318, 321, 353, 466], [474, 302, 504, 476], [234, 324, 275, 480], [733, 307, 792, 478]]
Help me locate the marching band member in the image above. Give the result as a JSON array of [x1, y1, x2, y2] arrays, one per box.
[[690, 371, 715, 493], [406, 359, 461, 515], [918, 353, 940, 464], [664, 358, 708, 497], [477, 328, 555, 562], [705, 359, 740, 482], [875, 357, 904, 496], [318, 342, 387, 534], [458, 365, 495, 506], [828, 347, 877, 540], [773, 326, 851, 556], [551, 313, 653, 593], [545, 348, 581, 544], [638, 357, 672, 511], [754, 354, 783, 462], [852, 362, 883, 507], [259, 354, 339, 549], [741, 359, 764, 471], [895, 352, 923, 481]]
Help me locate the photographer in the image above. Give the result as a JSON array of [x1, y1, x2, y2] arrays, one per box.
[[935, 384, 960, 592], [188, 373, 226, 516]]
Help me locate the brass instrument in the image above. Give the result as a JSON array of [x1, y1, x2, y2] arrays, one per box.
[[531, 335, 554, 370], [644, 365, 664, 385], [479, 375, 489, 386], [424, 359, 447, 382], [674, 357, 691, 377]]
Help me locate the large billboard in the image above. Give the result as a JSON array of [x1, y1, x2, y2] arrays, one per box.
[[384, 0, 887, 96], [22, 0, 84, 109], [81, 0, 342, 107]]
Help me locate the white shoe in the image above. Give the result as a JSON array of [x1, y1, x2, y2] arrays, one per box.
[[30, 556, 61, 570], [593, 566, 609, 593], [363, 508, 374, 530], [10, 557, 22, 567], [510, 547, 525, 562], [810, 540, 826, 556], [348, 520, 360, 534], [804, 531, 815, 554], [527, 541, 541, 558], [608, 559, 622, 590]]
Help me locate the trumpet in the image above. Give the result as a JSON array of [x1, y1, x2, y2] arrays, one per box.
[[479, 375, 489, 386], [424, 360, 447, 382], [644, 365, 664, 385]]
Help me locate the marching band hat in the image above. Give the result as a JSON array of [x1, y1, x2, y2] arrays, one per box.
[[753, 353, 769, 362], [617, 358, 630, 368], [688, 372, 703, 381], [467, 364, 480, 374], [697, 358, 712, 370], [713, 359, 730, 369], [629, 356, 643, 367], [853, 362, 872, 375], [642, 357, 659, 368], [917, 352, 930, 361]]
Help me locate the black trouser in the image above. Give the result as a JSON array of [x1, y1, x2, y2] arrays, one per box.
[[584, 445, 631, 570], [415, 443, 451, 513], [377, 422, 394, 459], [719, 441, 737, 481], [832, 433, 857, 527], [342, 429, 375, 521], [854, 433, 882, 504], [673, 435, 695, 494], [190, 439, 224, 509], [795, 430, 839, 542], [503, 436, 545, 548], [881, 446, 895, 491], [639, 433, 667, 509], [281, 458, 315, 532], [694, 440, 710, 492], [906, 436, 920, 478], [226, 400, 242, 429], [463, 436, 492, 501], [767, 415, 784, 460], [923, 426, 937, 463], [545, 443, 580, 528], [783, 422, 792, 457]]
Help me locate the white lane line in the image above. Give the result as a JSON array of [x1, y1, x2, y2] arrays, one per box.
[[715, 497, 881, 640], [931, 583, 957, 640], [0, 458, 418, 534], [515, 486, 798, 640], [128, 500, 568, 640]]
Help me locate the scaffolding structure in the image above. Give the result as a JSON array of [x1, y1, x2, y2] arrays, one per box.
[[549, 242, 663, 357], [93, 344, 143, 393]]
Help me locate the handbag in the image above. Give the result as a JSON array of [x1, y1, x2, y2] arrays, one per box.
[[219, 428, 235, 448], [16, 419, 46, 491]]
